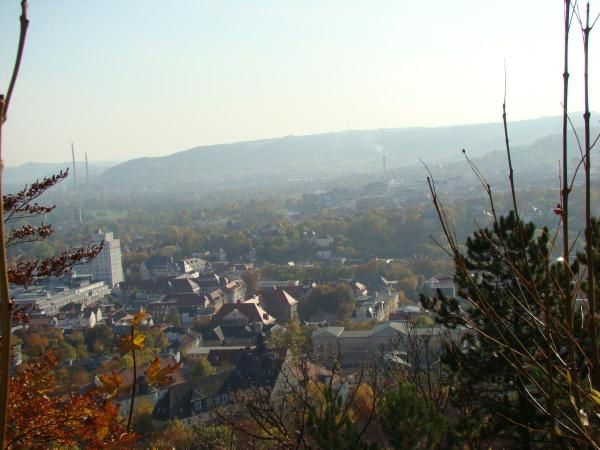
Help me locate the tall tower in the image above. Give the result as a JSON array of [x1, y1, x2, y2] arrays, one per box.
[[382, 155, 386, 173], [71, 143, 78, 192], [87, 229, 125, 288], [85, 152, 90, 189], [71, 143, 82, 224]]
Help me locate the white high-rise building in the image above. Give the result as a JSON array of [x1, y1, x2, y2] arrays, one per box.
[[88, 229, 124, 288]]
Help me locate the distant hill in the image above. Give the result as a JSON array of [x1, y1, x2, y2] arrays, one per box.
[[4, 161, 119, 187], [99, 115, 580, 190]]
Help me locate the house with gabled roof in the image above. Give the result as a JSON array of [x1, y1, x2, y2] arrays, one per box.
[[56, 303, 103, 329], [196, 273, 223, 295], [211, 302, 276, 328], [220, 325, 258, 346], [183, 257, 210, 273], [198, 300, 278, 346], [163, 291, 223, 318], [173, 330, 202, 355], [201, 324, 223, 345], [81, 306, 102, 328], [139, 277, 200, 295], [152, 347, 286, 424], [259, 288, 298, 322], [140, 256, 192, 281]]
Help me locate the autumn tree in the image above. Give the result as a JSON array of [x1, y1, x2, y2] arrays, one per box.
[[6, 352, 133, 449], [85, 324, 115, 354], [112, 311, 180, 432], [190, 355, 216, 378], [420, 2, 600, 447], [165, 307, 182, 327], [0, 3, 114, 445], [379, 383, 446, 450], [191, 423, 235, 450], [219, 356, 389, 449], [267, 320, 310, 355], [241, 269, 260, 298], [149, 420, 233, 449], [131, 399, 155, 435], [305, 383, 378, 450], [149, 419, 194, 449], [301, 283, 355, 321]]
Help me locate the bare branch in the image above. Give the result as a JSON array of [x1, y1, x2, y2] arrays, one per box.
[[2, 1, 30, 123]]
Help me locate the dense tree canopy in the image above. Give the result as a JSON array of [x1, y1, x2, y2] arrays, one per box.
[[301, 283, 355, 321]]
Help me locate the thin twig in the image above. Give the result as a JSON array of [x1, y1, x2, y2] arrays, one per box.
[[2, 1, 30, 124]]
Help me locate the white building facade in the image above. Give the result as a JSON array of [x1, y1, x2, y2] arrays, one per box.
[[88, 229, 124, 288], [13, 281, 110, 317]]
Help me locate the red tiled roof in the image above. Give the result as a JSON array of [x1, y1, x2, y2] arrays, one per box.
[[211, 302, 275, 325], [260, 289, 298, 307], [164, 293, 207, 307], [133, 277, 199, 294]]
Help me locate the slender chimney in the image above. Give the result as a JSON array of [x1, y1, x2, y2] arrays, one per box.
[[71, 143, 82, 225], [382, 155, 386, 173], [71, 143, 77, 192], [85, 152, 90, 188]]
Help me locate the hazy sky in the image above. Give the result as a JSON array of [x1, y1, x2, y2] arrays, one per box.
[[0, 1, 597, 166]]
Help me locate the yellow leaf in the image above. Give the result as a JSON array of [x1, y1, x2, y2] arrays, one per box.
[[133, 333, 145, 349], [590, 389, 600, 406], [132, 311, 146, 326], [119, 333, 145, 353]]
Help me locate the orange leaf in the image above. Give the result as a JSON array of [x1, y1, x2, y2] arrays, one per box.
[[132, 310, 146, 326], [97, 371, 122, 398], [145, 356, 181, 386]]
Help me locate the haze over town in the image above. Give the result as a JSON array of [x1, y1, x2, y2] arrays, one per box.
[[3, 1, 600, 448], [0, 0, 597, 166]]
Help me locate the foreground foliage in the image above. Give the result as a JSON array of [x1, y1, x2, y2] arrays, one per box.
[[7, 352, 134, 449]]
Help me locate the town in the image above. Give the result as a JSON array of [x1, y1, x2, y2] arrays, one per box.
[[2, 1, 599, 447]]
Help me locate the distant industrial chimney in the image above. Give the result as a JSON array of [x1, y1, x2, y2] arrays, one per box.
[[71, 143, 82, 225], [85, 152, 90, 188], [382, 155, 386, 173], [71, 143, 77, 192]]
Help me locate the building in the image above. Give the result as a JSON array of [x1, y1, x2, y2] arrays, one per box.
[[56, 303, 103, 329], [211, 301, 276, 329], [183, 257, 210, 273], [160, 290, 224, 325], [352, 292, 399, 322], [88, 229, 124, 288], [259, 288, 299, 322], [389, 305, 425, 321], [424, 276, 456, 298], [152, 347, 286, 424], [140, 256, 192, 281], [222, 279, 246, 304], [12, 275, 110, 317], [311, 322, 462, 367], [103, 353, 185, 417], [202, 300, 277, 346], [196, 273, 223, 295], [258, 280, 300, 289]]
